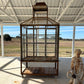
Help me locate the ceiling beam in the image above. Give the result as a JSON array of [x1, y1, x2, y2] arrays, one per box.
[[60, 0, 65, 11], [74, 5, 84, 23], [4, 0, 10, 10], [55, 1, 65, 20], [56, 0, 62, 20], [1, 22, 84, 26], [29, 0, 32, 7], [34, 0, 36, 4], [0, 14, 83, 17], [76, 16, 84, 23], [0, 8, 16, 21], [56, 0, 74, 22], [1, 0, 4, 9], [9, 0, 19, 23], [0, 6, 82, 10], [60, 22, 84, 26]]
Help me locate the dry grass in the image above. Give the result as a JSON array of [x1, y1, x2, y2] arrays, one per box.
[[0, 38, 84, 57], [59, 40, 84, 57], [0, 38, 20, 56]]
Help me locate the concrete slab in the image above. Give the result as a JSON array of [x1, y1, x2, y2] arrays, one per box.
[[0, 57, 84, 84]]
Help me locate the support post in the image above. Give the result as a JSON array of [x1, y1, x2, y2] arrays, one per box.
[[72, 26, 75, 57], [36, 28, 39, 56], [1, 23, 4, 56]]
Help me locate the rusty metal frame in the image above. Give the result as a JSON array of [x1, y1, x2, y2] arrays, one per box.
[[20, 2, 59, 76]]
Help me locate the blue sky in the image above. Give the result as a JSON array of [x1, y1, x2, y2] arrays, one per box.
[[0, 26, 20, 37], [60, 26, 84, 39], [0, 26, 84, 39]]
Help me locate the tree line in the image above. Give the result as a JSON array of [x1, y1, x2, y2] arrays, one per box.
[[0, 34, 20, 41], [0, 34, 84, 41]]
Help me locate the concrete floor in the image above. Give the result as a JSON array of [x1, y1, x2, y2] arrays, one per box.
[[0, 57, 84, 84]]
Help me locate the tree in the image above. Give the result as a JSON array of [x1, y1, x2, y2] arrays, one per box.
[[16, 36, 20, 38], [50, 36, 55, 39], [4, 34, 12, 41], [59, 37, 63, 40]]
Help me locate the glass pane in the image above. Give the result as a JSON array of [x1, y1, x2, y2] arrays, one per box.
[[28, 53, 33, 56], [27, 26, 33, 29], [39, 44, 45, 53], [35, 44, 45, 56], [38, 53, 45, 56], [28, 44, 33, 53], [47, 26, 56, 28], [47, 53, 55, 56], [22, 35, 26, 43], [28, 29, 33, 42], [47, 44, 55, 53], [35, 29, 45, 43], [35, 26, 45, 29], [47, 29, 55, 43]]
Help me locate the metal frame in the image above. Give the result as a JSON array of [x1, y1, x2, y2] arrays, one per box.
[[0, 0, 84, 24], [20, 2, 59, 76], [56, 0, 74, 22], [9, 0, 19, 23]]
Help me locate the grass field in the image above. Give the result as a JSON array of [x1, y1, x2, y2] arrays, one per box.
[[0, 38, 84, 57], [0, 38, 20, 56]]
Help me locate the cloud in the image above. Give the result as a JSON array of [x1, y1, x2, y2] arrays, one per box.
[[3, 31, 20, 37], [60, 30, 73, 32], [76, 29, 84, 32], [60, 29, 84, 32]]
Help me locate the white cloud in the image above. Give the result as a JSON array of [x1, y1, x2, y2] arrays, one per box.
[[3, 31, 20, 37], [60, 29, 84, 32], [60, 30, 73, 32]]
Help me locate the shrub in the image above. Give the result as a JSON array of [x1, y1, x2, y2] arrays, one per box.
[[59, 37, 63, 40], [4, 34, 11, 41], [16, 36, 20, 38]]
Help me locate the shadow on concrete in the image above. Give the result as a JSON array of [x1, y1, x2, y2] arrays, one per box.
[[0, 58, 16, 70], [0, 58, 22, 78], [21, 75, 56, 84]]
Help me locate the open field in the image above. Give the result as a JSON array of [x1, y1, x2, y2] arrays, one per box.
[[0, 38, 84, 57], [0, 38, 20, 56], [59, 40, 84, 57]]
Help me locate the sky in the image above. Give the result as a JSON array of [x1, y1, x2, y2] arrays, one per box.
[[0, 26, 84, 39], [0, 26, 20, 37]]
